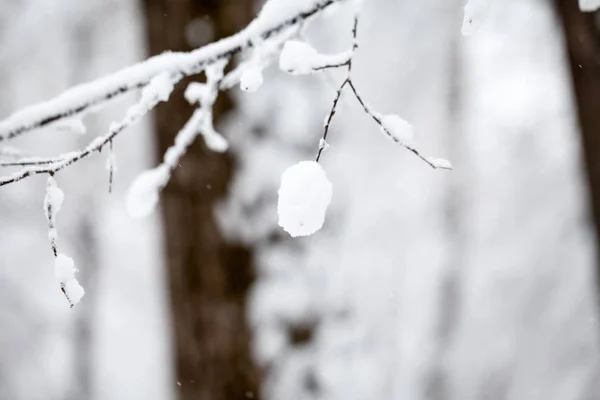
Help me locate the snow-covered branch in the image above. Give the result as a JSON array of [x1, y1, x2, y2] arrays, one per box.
[[0, 0, 458, 306], [44, 176, 85, 307], [0, 71, 179, 186], [0, 0, 344, 144]]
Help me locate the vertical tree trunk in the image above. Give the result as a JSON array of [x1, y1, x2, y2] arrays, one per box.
[[143, 1, 260, 399], [556, 1, 600, 295]]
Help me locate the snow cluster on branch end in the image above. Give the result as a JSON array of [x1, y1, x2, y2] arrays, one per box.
[[55, 254, 85, 307], [43, 177, 85, 307], [277, 161, 333, 237]]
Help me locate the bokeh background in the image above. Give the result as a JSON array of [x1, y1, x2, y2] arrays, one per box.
[[1, 0, 600, 399]]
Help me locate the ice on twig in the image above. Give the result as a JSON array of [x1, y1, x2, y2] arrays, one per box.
[[277, 161, 333, 237]]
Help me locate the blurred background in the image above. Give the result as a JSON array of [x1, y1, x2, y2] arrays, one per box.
[[1, 0, 600, 399]]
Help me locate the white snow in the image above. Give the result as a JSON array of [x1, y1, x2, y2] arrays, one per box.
[[240, 66, 264, 92], [63, 278, 85, 305], [144, 72, 175, 103], [184, 61, 229, 152], [379, 114, 414, 145], [280, 40, 319, 75], [425, 157, 452, 170], [126, 166, 169, 218], [277, 160, 332, 237], [580, 0, 600, 11], [44, 176, 64, 217], [200, 117, 229, 152], [54, 253, 85, 306], [54, 253, 77, 282], [279, 40, 352, 75], [184, 82, 211, 105]]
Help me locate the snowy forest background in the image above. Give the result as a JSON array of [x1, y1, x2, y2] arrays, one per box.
[[1, 0, 600, 399]]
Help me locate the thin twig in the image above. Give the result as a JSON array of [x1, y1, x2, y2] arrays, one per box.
[[315, 17, 358, 161], [108, 140, 114, 194], [346, 80, 452, 170], [314, 15, 452, 170], [316, 79, 349, 162]]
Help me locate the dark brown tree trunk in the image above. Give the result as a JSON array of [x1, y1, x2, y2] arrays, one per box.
[[556, 2, 600, 295], [143, 1, 260, 400]]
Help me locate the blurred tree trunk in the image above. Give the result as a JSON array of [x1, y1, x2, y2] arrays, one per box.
[[143, 1, 260, 400], [556, 2, 600, 296]]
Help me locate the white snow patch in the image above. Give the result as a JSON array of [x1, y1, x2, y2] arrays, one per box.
[[279, 40, 352, 75], [280, 40, 318, 75], [277, 161, 332, 237], [54, 253, 77, 282], [64, 279, 85, 305], [184, 82, 211, 105]]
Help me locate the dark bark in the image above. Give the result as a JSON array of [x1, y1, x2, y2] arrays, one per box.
[[556, 1, 600, 295], [143, 1, 260, 400]]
